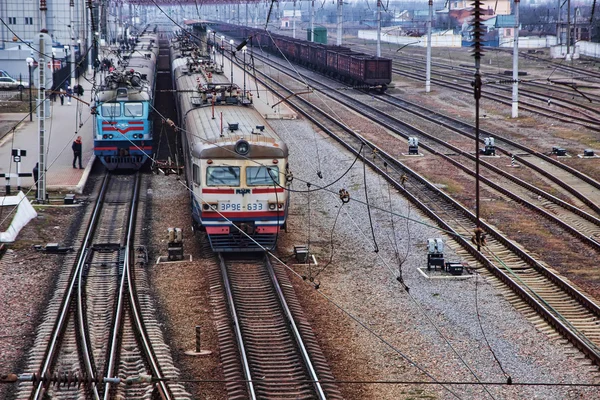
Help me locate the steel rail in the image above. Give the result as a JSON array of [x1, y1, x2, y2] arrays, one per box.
[[103, 172, 136, 400], [245, 51, 600, 229], [32, 173, 111, 400], [390, 66, 600, 130], [218, 253, 257, 400], [125, 174, 174, 400], [264, 255, 328, 399], [246, 63, 600, 365], [245, 49, 600, 217], [377, 94, 600, 217]]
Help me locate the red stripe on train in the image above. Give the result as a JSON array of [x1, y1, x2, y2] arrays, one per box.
[[202, 188, 235, 194], [205, 226, 280, 235], [102, 127, 145, 134], [202, 211, 284, 218], [252, 188, 284, 194]]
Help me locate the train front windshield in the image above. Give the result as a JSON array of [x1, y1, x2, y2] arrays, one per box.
[[124, 102, 144, 117], [207, 166, 240, 186], [101, 103, 120, 117], [247, 166, 279, 186]]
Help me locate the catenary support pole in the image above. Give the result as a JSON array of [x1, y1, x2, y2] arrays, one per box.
[[376, 0, 381, 57], [511, 0, 520, 118], [38, 34, 47, 203], [426, 0, 432, 93], [337, 0, 343, 46]]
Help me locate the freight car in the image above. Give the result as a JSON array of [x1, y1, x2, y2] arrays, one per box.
[[92, 27, 158, 170], [171, 33, 291, 252], [209, 23, 392, 91]]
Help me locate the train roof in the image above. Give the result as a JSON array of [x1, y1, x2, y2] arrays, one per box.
[[187, 104, 288, 160], [96, 33, 158, 103], [169, 42, 287, 160]]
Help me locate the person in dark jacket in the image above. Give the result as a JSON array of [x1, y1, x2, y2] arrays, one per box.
[[32, 162, 39, 189], [72, 136, 83, 169]]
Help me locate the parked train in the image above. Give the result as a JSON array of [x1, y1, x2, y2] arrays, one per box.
[[171, 33, 290, 252], [92, 27, 158, 170], [209, 22, 392, 91]]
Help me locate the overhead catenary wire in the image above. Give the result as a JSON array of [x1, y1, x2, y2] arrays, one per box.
[[91, 18, 540, 395]]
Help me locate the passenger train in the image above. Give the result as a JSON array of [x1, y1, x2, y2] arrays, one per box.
[[171, 33, 290, 252], [92, 26, 158, 170]]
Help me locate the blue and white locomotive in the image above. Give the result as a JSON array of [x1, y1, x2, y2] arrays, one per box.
[[93, 28, 158, 170], [171, 33, 290, 252]]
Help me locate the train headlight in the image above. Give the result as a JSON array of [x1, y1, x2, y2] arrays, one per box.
[[103, 134, 108, 139], [132, 134, 137, 139], [235, 140, 250, 156], [278, 203, 284, 209], [268, 203, 276, 210], [109, 134, 114, 139], [203, 203, 218, 211]]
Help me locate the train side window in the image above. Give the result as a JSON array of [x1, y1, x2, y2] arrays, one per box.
[[124, 102, 144, 117], [246, 166, 279, 186], [206, 166, 240, 186], [193, 163, 201, 185], [101, 103, 121, 117]]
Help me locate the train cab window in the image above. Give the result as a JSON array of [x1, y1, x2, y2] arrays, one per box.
[[192, 164, 201, 185], [124, 102, 144, 117], [206, 166, 240, 186], [101, 103, 121, 117], [246, 166, 279, 186]]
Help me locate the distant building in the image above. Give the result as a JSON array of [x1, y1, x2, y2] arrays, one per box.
[[0, 0, 88, 51]]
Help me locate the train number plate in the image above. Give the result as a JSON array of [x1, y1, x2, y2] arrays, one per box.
[[219, 202, 266, 211]]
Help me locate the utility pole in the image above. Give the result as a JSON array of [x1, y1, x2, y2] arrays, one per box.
[[472, 1, 484, 251], [70, 0, 76, 89], [512, 0, 520, 118], [337, 0, 343, 46], [566, 0, 571, 59], [310, 0, 315, 42], [292, 1, 296, 39], [376, 0, 381, 57], [40, 0, 47, 31], [37, 33, 51, 204], [87, 0, 94, 75], [426, 0, 432, 93]]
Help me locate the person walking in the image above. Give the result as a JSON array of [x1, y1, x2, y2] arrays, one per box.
[[66, 86, 73, 105], [59, 89, 65, 105], [72, 136, 83, 169]]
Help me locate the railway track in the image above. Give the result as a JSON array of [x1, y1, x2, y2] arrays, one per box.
[[242, 51, 600, 251], [232, 51, 600, 367], [211, 253, 343, 399], [341, 40, 600, 129], [13, 173, 189, 400]]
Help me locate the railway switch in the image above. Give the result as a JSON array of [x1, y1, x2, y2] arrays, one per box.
[[427, 238, 445, 271], [584, 149, 595, 157], [481, 137, 495, 156], [552, 147, 567, 156], [167, 228, 184, 261], [408, 137, 419, 155]]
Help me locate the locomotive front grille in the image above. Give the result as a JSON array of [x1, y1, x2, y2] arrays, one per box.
[[207, 232, 278, 252], [104, 155, 146, 165]]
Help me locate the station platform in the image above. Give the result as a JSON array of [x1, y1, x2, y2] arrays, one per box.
[[0, 72, 96, 197]]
